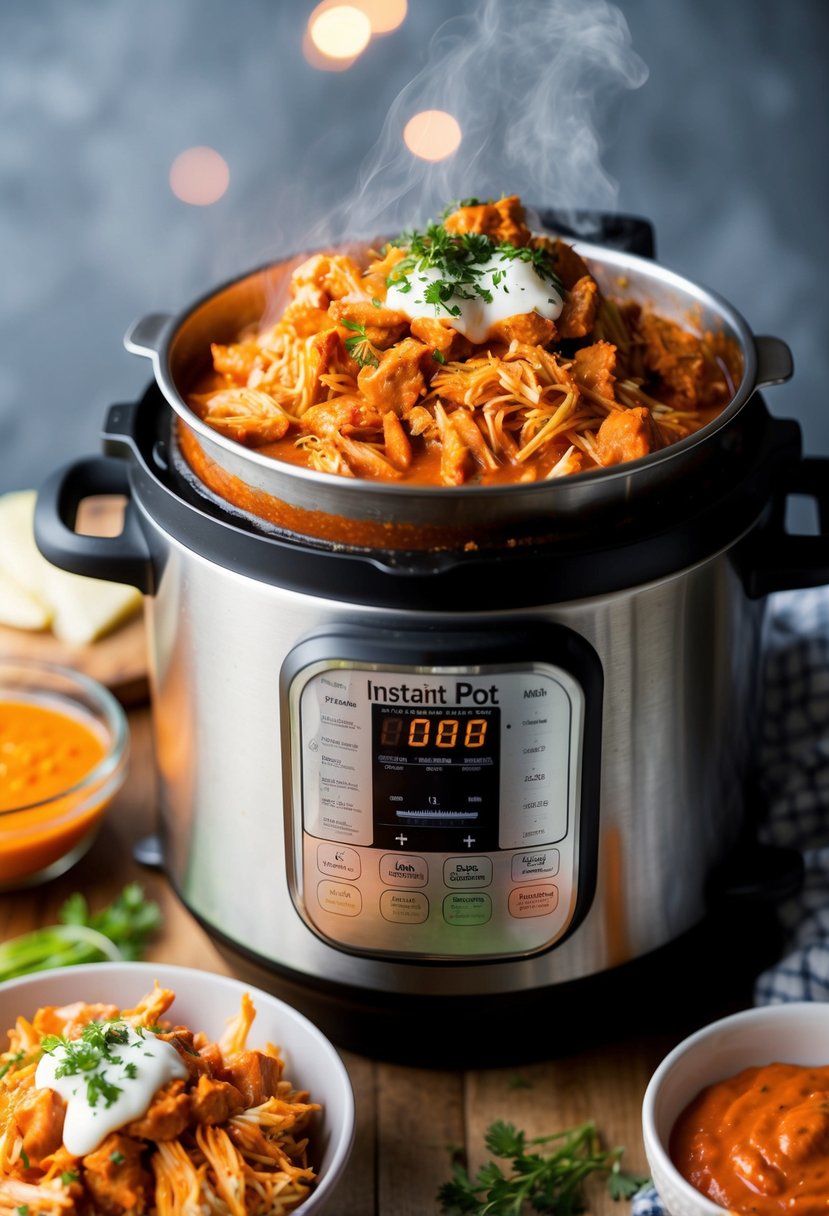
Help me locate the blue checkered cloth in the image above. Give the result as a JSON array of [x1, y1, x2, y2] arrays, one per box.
[[633, 586, 829, 1214]]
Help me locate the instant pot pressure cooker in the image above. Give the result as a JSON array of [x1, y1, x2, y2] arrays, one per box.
[[35, 214, 829, 1064]]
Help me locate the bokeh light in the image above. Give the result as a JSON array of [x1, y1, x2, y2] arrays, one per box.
[[169, 146, 230, 206], [304, 0, 406, 70], [308, 4, 371, 59], [403, 110, 463, 162], [354, 0, 407, 34]]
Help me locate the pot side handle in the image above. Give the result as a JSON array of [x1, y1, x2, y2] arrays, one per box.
[[754, 334, 794, 388], [742, 456, 829, 597], [124, 312, 172, 359], [34, 458, 155, 595]]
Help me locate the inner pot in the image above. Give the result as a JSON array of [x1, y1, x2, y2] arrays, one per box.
[[124, 232, 793, 550]]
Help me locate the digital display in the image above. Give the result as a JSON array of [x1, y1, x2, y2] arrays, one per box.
[[378, 713, 490, 751], [371, 704, 500, 851]]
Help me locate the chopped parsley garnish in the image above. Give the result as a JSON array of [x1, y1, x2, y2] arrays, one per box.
[[61, 1170, 79, 1186], [16, 1205, 29, 1215], [386, 212, 564, 320], [110, 1150, 126, 1165], [40, 1020, 144, 1110], [432, 349, 447, 364], [340, 319, 380, 368], [19, 1148, 30, 1170], [437, 1118, 650, 1214], [0, 1049, 26, 1079]]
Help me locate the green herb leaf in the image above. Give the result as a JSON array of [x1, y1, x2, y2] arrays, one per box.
[[0, 885, 161, 981], [437, 1118, 650, 1214], [0, 1049, 26, 1079], [60, 1170, 79, 1186], [386, 209, 565, 322], [19, 1148, 30, 1170], [40, 1019, 142, 1111], [340, 319, 380, 368], [110, 1150, 126, 1165]]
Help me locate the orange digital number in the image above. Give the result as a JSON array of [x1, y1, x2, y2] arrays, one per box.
[[408, 717, 430, 747], [464, 719, 487, 748], [435, 718, 459, 748]]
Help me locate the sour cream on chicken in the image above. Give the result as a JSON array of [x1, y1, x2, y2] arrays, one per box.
[[385, 254, 564, 344], [35, 1023, 188, 1156]]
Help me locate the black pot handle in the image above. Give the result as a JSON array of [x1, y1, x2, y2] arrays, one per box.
[[34, 457, 155, 594], [742, 456, 829, 597]]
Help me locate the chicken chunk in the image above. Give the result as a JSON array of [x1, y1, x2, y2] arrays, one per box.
[[357, 337, 428, 415], [14, 1088, 66, 1167], [328, 300, 410, 350], [383, 411, 412, 470], [123, 1079, 191, 1142], [573, 340, 616, 400], [557, 275, 599, 339], [225, 1050, 284, 1107], [434, 404, 473, 485], [201, 388, 290, 446], [443, 195, 532, 247], [301, 397, 382, 439], [596, 405, 663, 466], [638, 313, 705, 408], [546, 239, 593, 290], [82, 1134, 152, 1216], [487, 312, 556, 347], [289, 252, 365, 306], [409, 315, 474, 363], [190, 1074, 246, 1126]]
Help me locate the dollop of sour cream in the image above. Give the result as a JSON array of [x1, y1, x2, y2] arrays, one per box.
[[35, 1023, 188, 1156], [385, 254, 564, 343]]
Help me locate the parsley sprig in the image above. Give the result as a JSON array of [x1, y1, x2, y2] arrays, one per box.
[[0, 884, 161, 981], [386, 213, 564, 319], [340, 319, 380, 368], [40, 1020, 145, 1110], [438, 1119, 650, 1215]]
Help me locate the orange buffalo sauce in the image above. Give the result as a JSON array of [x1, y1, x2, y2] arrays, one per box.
[[0, 699, 109, 882], [670, 1062, 829, 1215]]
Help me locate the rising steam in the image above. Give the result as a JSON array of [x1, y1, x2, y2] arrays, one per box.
[[327, 0, 648, 243]]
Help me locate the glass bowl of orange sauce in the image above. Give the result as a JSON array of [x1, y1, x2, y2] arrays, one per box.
[[642, 1002, 829, 1216], [0, 659, 128, 887]]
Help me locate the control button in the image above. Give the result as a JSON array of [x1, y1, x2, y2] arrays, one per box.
[[508, 884, 559, 918], [317, 842, 361, 881], [379, 853, 428, 887], [317, 880, 362, 917], [443, 893, 492, 926], [380, 890, 429, 924], [511, 849, 560, 883], [444, 857, 493, 888]]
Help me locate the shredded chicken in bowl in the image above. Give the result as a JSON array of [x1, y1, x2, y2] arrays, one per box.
[[0, 985, 319, 1214]]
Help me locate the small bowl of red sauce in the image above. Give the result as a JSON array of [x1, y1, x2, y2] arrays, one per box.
[[642, 1002, 829, 1216], [0, 658, 128, 887]]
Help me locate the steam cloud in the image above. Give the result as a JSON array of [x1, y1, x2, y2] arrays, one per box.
[[325, 0, 649, 244]]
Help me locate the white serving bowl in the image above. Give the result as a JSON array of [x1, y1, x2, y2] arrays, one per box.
[[642, 1001, 829, 1216], [0, 961, 355, 1215]]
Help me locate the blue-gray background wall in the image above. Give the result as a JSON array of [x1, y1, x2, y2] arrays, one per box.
[[2, 0, 826, 493]]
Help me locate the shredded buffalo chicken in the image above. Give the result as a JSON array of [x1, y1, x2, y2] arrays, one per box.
[[188, 195, 743, 485], [0, 987, 319, 1215]]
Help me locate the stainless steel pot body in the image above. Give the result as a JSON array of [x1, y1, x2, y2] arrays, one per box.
[[134, 499, 763, 998]]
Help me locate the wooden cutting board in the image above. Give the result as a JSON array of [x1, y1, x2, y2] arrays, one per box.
[[0, 495, 149, 706], [0, 612, 148, 706]]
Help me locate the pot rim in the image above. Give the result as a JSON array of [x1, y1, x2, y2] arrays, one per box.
[[128, 240, 770, 497]]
